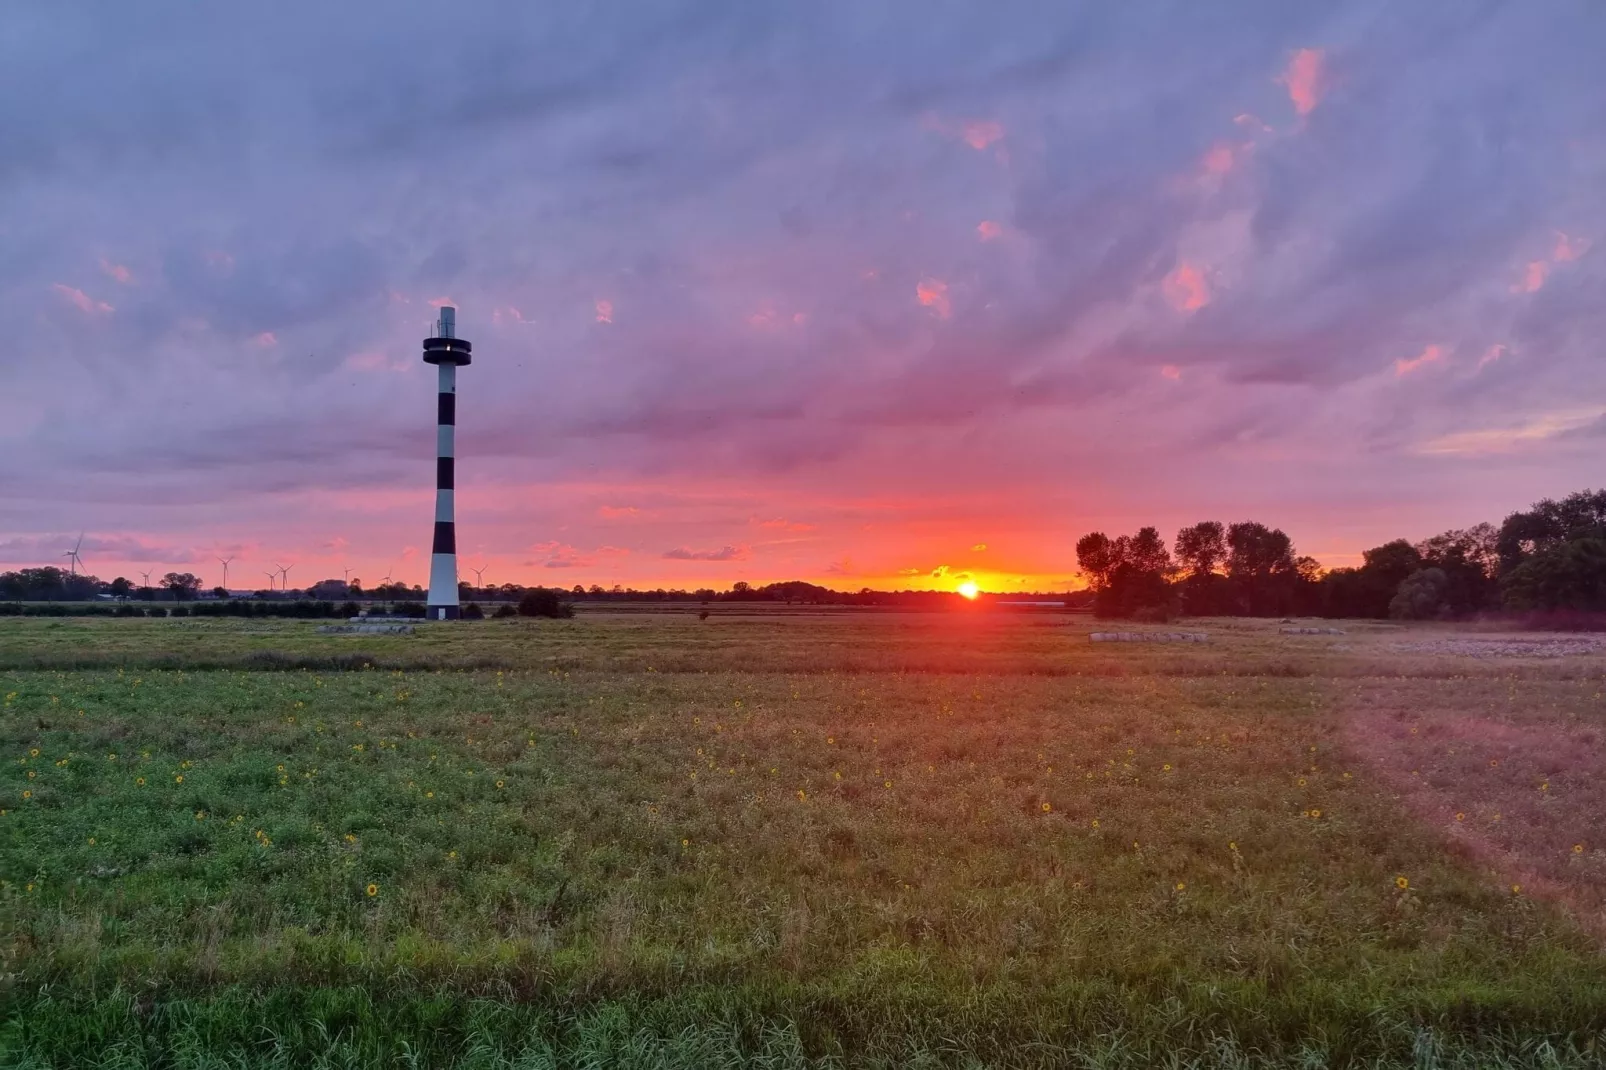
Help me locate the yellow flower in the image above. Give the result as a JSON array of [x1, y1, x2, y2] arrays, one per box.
[[1573, 844, 1585, 855], [366, 883, 379, 897], [796, 789, 807, 801], [174, 775, 183, 784], [135, 777, 145, 786], [425, 791, 434, 799], [495, 780, 505, 789], [1162, 764, 1172, 772], [28, 748, 39, 758], [194, 811, 206, 821], [1175, 881, 1186, 891], [1297, 777, 1306, 787], [681, 838, 689, 847], [22, 790, 32, 800], [87, 837, 96, 845], [447, 850, 457, 860], [1310, 809, 1321, 819], [827, 736, 834, 744], [277, 764, 285, 773], [344, 833, 357, 843], [1395, 876, 1409, 889], [25, 771, 34, 780], [1455, 812, 1464, 821], [1228, 841, 1238, 851], [1041, 802, 1052, 813], [1489, 759, 1498, 767], [1091, 819, 1099, 829], [1511, 884, 1522, 894]]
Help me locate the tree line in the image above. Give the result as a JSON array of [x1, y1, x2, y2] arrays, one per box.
[[1075, 488, 1606, 621]]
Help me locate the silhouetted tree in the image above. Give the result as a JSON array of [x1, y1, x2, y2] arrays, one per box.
[[1075, 533, 1119, 592], [109, 577, 132, 600], [1390, 567, 1450, 619], [1226, 522, 1298, 615], [517, 589, 574, 618], [160, 572, 202, 601]]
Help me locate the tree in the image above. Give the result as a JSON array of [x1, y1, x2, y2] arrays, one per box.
[[1226, 522, 1298, 615], [308, 580, 348, 600], [1077, 527, 1175, 619], [1415, 524, 1498, 616], [1500, 538, 1606, 612], [1174, 522, 1225, 578], [211, 586, 229, 600], [109, 577, 133, 600], [517, 589, 574, 618], [1497, 490, 1606, 575], [160, 572, 202, 601], [1075, 532, 1120, 591], [1173, 522, 1227, 615], [1390, 568, 1450, 620], [571, 585, 586, 597]]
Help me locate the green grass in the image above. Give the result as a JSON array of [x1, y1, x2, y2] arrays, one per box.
[[2, 614, 1604, 1067]]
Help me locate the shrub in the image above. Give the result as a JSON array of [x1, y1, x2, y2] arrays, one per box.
[[517, 590, 574, 619], [492, 604, 518, 619], [462, 603, 484, 620], [339, 601, 361, 618], [393, 602, 427, 619]]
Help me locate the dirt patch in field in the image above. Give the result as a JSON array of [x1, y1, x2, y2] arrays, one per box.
[[1344, 706, 1606, 935], [1389, 636, 1605, 658]]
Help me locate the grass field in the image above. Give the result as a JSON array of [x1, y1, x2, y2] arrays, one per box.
[[3, 611, 1604, 1067]]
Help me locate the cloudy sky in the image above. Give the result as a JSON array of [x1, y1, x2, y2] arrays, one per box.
[[2, 2, 1602, 592]]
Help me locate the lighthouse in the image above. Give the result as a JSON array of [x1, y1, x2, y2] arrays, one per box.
[[423, 306, 471, 620]]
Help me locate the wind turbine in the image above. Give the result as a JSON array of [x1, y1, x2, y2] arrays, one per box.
[[138, 569, 153, 590], [470, 565, 486, 592], [342, 567, 352, 585], [63, 533, 84, 577], [279, 564, 293, 592], [218, 556, 234, 590], [262, 571, 277, 591]]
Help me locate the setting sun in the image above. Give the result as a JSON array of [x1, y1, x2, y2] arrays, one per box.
[[957, 580, 979, 599]]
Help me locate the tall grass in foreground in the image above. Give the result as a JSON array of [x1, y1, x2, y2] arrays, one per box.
[[2, 614, 1604, 1066]]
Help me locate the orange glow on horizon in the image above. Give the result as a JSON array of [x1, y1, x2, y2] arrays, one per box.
[[957, 580, 979, 599]]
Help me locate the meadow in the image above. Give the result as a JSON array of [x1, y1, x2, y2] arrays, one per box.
[[2, 610, 1604, 1068]]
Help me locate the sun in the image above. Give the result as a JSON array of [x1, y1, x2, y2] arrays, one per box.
[[957, 580, 979, 600]]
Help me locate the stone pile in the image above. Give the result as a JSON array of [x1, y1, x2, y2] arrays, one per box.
[[1089, 632, 1208, 643]]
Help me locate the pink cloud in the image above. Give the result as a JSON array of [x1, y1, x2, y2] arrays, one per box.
[[52, 283, 114, 316], [916, 278, 951, 318], [1553, 231, 1590, 262], [493, 306, 529, 325], [1513, 260, 1549, 294], [99, 258, 132, 285], [662, 545, 748, 561], [426, 296, 455, 308], [1278, 48, 1326, 117], [595, 299, 614, 324], [1162, 262, 1210, 312], [1478, 344, 1507, 370], [1160, 364, 1182, 380], [1200, 143, 1239, 176], [976, 220, 1002, 241], [962, 120, 1004, 150], [598, 505, 639, 519], [755, 517, 816, 532], [1233, 113, 1274, 134], [1395, 344, 1446, 377], [595, 545, 631, 557], [253, 331, 277, 347]]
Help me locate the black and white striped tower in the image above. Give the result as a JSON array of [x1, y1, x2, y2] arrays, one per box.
[[423, 306, 472, 620]]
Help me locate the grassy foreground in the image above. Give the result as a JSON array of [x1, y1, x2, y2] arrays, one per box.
[[2, 613, 1604, 1067]]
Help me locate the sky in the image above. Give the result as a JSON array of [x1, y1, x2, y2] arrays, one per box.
[[2, 2, 1603, 593]]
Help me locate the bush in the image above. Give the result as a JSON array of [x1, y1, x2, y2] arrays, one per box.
[[462, 603, 484, 620], [517, 589, 574, 619], [169, 606, 190, 617], [339, 601, 361, 618], [492, 604, 517, 619], [393, 602, 427, 619]]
